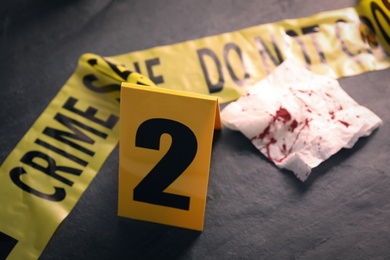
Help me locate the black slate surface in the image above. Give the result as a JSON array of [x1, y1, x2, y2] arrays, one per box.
[[1, 0, 390, 259]]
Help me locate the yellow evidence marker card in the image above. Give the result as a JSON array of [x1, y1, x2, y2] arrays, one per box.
[[118, 83, 221, 231]]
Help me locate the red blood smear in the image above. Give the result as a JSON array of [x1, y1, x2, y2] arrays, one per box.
[[289, 120, 298, 132], [259, 125, 271, 140], [338, 120, 350, 127], [265, 138, 277, 161], [281, 143, 287, 153], [252, 107, 292, 140], [265, 118, 311, 163], [329, 111, 335, 119], [275, 107, 291, 123], [317, 136, 322, 149], [299, 90, 314, 96], [325, 92, 332, 97], [303, 118, 310, 127], [254, 106, 312, 163]]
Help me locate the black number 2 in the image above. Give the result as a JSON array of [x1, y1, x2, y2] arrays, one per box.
[[134, 118, 198, 210]]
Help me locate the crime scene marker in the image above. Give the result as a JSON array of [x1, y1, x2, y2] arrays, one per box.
[[118, 83, 221, 231]]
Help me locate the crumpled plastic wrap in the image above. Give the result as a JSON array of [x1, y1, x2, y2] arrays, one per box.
[[221, 59, 383, 181]]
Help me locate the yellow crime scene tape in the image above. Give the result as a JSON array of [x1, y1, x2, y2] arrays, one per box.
[[0, 1, 389, 258]]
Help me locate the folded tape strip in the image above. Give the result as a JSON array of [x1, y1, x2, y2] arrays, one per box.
[[0, 2, 389, 259]]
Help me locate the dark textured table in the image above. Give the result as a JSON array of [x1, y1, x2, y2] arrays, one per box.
[[1, 0, 390, 259]]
